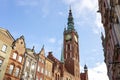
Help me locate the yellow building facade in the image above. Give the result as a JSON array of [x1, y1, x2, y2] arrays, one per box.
[[0, 27, 14, 80]]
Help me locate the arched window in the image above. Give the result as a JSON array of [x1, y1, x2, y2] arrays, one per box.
[[58, 75, 60, 80], [14, 67, 20, 77], [55, 73, 57, 80], [9, 64, 14, 74]]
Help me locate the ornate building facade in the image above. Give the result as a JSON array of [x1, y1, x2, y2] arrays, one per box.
[[0, 8, 88, 80], [98, 0, 120, 80], [0, 28, 14, 80], [4, 36, 26, 80], [47, 8, 88, 80], [21, 47, 37, 80]]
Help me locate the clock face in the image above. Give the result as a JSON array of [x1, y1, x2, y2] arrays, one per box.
[[74, 35, 78, 42], [65, 34, 72, 40]]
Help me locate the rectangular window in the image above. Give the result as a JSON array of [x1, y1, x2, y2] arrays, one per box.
[[48, 71, 51, 77], [40, 78, 42, 80], [26, 60, 30, 67], [0, 59, 3, 67], [68, 44, 70, 50], [45, 70, 47, 75], [37, 66, 40, 72], [66, 45, 67, 51], [36, 76, 38, 80], [13, 53, 17, 59], [14, 67, 20, 77], [41, 68, 44, 73], [1, 45, 7, 52], [9, 65, 14, 74], [18, 56, 22, 63], [70, 44, 72, 50]]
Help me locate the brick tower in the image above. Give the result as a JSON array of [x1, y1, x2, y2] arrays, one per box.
[[63, 8, 80, 80]]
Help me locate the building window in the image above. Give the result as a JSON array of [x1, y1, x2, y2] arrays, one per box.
[[55, 74, 57, 80], [1, 45, 7, 52], [14, 67, 20, 77], [41, 68, 44, 73], [18, 56, 22, 63], [36, 76, 38, 80], [24, 72, 27, 77], [26, 61, 30, 67], [37, 66, 40, 72], [39, 58, 41, 62], [70, 52, 72, 58], [40, 78, 42, 80], [8, 64, 14, 74], [48, 71, 51, 76], [66, 45, 67, 51], [0, 59, 3, 67], [68, 44, 70, 50], [12, 53, 17, 59], [45, 70, 47, 75], [31, 64, 35, 70], [42, 60, 44, 64], [70, 44, 72, 50]]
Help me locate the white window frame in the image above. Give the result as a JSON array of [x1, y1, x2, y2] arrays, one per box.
[[9, 64, 14, 74], [12, 52, 17, 60], [31, 64, 35, 70], [1, 45, 7, 52], [18, 56, 22, 63], [37, 66, 40, 72], [0, 59, 3, 67], [14, 67, 20, 77], [40, 78, 42, 80], [41, 68, 44, 73]]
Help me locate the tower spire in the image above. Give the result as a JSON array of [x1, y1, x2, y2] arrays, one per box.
[[67, 6, 74, 31], [61, 46, 64, 63]]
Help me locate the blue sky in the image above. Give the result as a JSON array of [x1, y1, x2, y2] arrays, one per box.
[[0, 0, 108, 80]]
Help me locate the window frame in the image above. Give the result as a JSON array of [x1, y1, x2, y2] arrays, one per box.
[[0, 57, 4, 67], [12, 52, 17, 60], [8, 64, 14, 75], [18, 56, 22, 63], [14, 67, 20, 77], [1, 44, 7, 52]]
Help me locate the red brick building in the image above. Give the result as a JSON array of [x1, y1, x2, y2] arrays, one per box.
[[98, 0, 120, 80], [4, 36, 26, 80], [35, 46, 46, 80], [47, 8, 88, 80]]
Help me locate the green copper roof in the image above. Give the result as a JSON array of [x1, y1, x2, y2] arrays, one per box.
[[67, 8, 74, 31], [61, 46, 64, 63]]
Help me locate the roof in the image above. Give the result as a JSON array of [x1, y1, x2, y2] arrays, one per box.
[[0, 27, 14, 41]]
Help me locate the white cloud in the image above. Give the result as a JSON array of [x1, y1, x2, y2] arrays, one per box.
[[88, 62, 109, 80], [93, 13, 104, 34], [48, 38, 56, 43]]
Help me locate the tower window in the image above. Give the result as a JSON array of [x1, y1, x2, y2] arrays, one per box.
[[66, 45, 68, 51], [70, 52, 72, 58], [66, 53, 67, 59], [68, 44, 70, 50], [70, 44, 72, 50]]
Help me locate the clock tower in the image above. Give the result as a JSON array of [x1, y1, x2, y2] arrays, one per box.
[[63, 8, 80, 80]]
